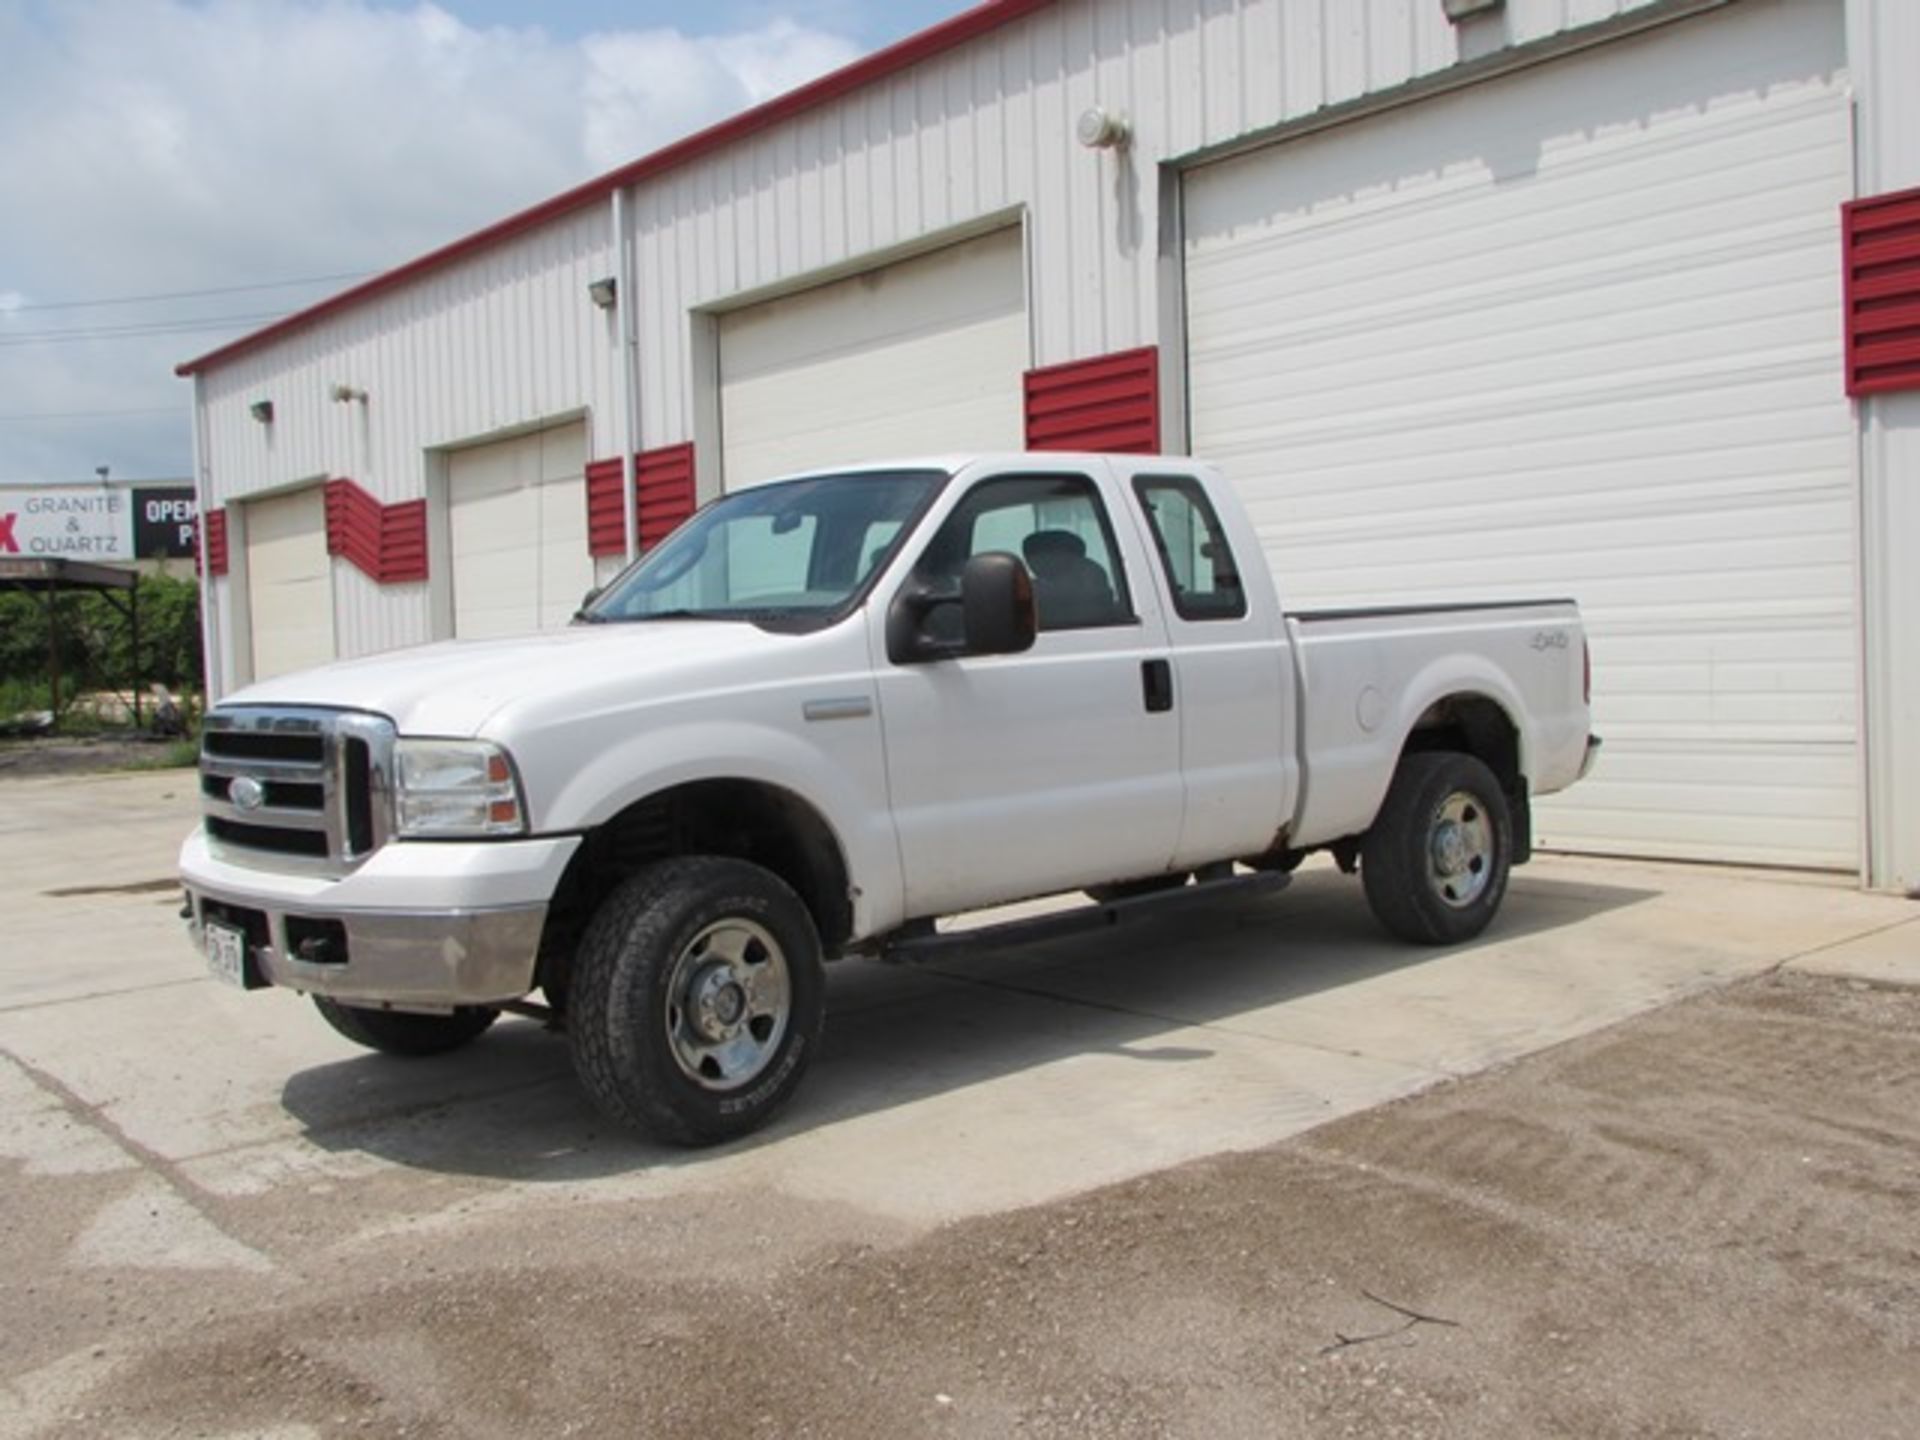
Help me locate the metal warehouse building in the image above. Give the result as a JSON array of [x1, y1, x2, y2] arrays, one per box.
[[180, 0, 1920, 892]]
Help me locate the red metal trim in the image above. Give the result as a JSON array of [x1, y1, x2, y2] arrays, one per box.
[[176, 0, 1061, 379], [325, 478, 428, 584], [380, 499, 429, 584], [1843, 185, 1920, 398], [587, 444, 698, 556], [638, 443, 698, 550], [199, 508, 228, 577], [585, 457, 628, 558], [1024, 346, 1161, 454]]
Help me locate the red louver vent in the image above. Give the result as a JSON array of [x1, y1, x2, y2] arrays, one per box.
[[1025, 346, 1160, 454], [587, 444, 699, 557], [586, 458, 628, 557], [1844, 185, 1920, 397], [199, 508, 229, 577], [379, 499, 428, 583], [325, 479, 428, 584], [637, 443, 696, 549]]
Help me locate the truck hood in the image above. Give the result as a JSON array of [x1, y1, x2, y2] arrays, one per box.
[[219, 622, 793, 737]]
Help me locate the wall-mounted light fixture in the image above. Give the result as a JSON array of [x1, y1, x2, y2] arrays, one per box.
[[1076, 106, 1130, 150], [330, 383, 367, 404], [587, 276, 618, 309], [249, 399, 274, 424], [1441, 0, 1503, 20]]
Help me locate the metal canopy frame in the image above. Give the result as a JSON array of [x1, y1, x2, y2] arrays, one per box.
[[0, 558, 141, 728]]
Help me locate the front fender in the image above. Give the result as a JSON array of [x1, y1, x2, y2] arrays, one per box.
[[526, 717, 906, 940]]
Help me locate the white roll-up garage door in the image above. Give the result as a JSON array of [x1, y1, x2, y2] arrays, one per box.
[[244, 486, 334, 682], [1183, 0, 1857, 870], [718, 226, 1027, 489], [448, 421, 592, 639]]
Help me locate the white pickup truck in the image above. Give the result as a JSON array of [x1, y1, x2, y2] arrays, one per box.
[[181, 453, 1596, 1143]]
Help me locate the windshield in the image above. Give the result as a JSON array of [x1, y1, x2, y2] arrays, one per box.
[[584, 468, 947, 626]]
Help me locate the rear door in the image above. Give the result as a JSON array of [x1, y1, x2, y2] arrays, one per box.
[[872, 461, 1183, 917], [1118, 465, 1297, 867]]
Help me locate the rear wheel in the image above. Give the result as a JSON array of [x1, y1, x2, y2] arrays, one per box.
[[568, 856, 825, 1147], [312, 997, 497, 1056], [1361, 751, 1512, 945]]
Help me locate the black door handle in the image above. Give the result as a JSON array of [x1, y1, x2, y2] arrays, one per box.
[[1142, 658, 1173, 713]]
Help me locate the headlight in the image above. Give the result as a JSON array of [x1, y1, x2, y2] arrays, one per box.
[[394, 739, 527, 838]]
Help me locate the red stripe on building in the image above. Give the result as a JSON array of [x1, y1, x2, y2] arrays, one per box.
[[325, 479, 428, 584], [1844, 185, 1920, 397], [198, 508, 228, 577], [637, 443, 697, 549], [587, 444, 699, 557], [585, 458, 628, 557], [1024, 346, 1161, 454]]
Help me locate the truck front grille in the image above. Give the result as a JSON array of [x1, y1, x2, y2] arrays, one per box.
[[199, 707, 396, 872]]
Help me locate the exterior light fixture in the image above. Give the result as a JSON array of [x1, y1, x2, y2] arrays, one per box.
[[587, 276, 618, 309], [1076, 106, 1130, 150], [330, 383, 367, 404], [249, 399, 274, 424], [1442, 0, 1503, 19]]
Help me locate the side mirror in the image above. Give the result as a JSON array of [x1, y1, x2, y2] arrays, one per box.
[[571, 585, 604, 624], [884, 553, 1037, 663], [960, 552, 1036, 656]]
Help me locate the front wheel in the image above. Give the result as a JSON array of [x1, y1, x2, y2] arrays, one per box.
[[312, 997, 497, 1056], [1361, 751, 1512, 945], [568, 857, 825, 1147]]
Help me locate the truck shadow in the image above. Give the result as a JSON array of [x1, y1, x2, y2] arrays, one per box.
[[277, 864, 1654, 1181]]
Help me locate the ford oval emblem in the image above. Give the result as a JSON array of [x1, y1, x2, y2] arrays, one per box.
[[229, 776, 266, 812]]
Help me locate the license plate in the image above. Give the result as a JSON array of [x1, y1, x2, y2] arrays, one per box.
[[205, 921, 249, 988]]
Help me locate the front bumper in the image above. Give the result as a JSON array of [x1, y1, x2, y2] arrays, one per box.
[[179, 826, 580, 1011]]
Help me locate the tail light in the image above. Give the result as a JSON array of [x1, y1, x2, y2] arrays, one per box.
[[1582, 638, 1592, 707]]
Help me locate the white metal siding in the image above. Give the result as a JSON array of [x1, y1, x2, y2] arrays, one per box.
[[448, 422, 593, 638], [629, 0, 1673, 446], [196, 204, 618, 662], [197, 0, 1681, 650], [1184, 0, 1857, 869], [717, 227, 1027, 487], [243, 487, 334, 682]]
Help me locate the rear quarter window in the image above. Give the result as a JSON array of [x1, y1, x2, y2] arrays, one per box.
[[1132, 475, 1248, 621]]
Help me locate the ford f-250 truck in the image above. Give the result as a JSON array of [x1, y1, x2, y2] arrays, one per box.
[[181, 453, 1597, 1144]]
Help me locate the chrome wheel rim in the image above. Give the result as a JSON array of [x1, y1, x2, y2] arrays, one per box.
[[1427, 790, 1494, 909], [664, 918, 791, 1090]]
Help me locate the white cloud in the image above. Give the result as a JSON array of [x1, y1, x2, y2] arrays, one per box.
[[0, 1, 859, 483]]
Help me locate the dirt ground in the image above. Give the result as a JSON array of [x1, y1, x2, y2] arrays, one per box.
[[0, 736, 190, 778], [13, 968, 1914, 1439]]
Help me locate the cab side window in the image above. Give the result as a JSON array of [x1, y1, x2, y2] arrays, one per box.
[[915, 474, 1133, 633], [1133, 475, 1248, 621]]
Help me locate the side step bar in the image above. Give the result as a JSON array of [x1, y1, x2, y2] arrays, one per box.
[[877, 869, 1292, 964]]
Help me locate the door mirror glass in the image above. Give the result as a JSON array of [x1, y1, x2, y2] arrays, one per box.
[[961, 552, 1037, 656]]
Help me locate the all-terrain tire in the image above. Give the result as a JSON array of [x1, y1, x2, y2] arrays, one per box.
[[567, 856, 825, 1147], [1361, 751, 1512, 946], [312, 997, 498, 1056]]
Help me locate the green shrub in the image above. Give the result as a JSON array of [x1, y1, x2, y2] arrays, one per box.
[[0, 575, 203, 732]]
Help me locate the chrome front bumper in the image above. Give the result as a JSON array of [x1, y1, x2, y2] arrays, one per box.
[[180, 826, 579, 1013], [184, 887, 547, 1011]]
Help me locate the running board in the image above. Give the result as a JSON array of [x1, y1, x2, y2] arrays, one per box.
[[877, 870, 1293, 964]]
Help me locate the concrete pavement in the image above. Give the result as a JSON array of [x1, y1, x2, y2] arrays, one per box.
[[2, 767, 1915, 1436]]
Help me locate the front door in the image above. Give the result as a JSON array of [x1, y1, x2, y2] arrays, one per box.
[[873, 465, 1183, 917]]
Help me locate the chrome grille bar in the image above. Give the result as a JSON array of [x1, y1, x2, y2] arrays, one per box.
[[199, 707, 396, 872]]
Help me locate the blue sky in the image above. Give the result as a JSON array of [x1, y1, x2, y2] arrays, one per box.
[[0, 0, 975, 485], [392, 1, 968, 45]]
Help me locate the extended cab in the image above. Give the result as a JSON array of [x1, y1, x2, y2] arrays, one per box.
[[181, 454, 1596, 1143]]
